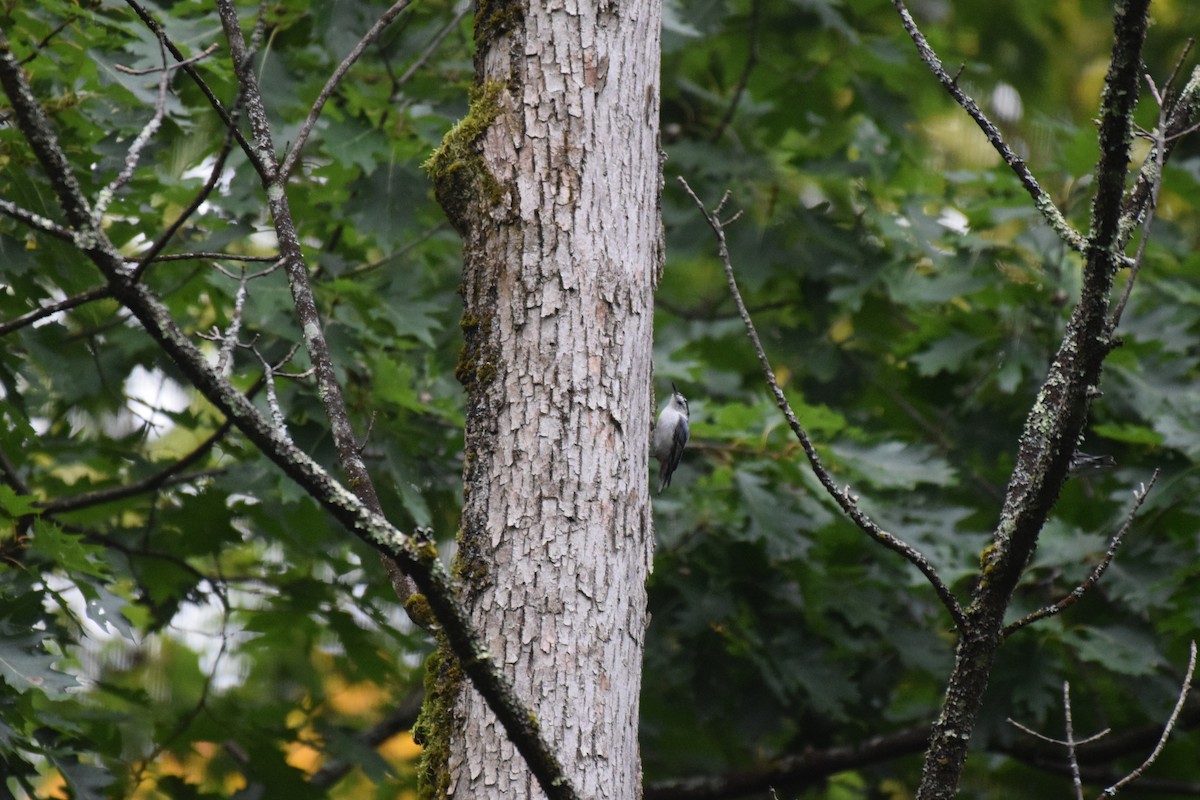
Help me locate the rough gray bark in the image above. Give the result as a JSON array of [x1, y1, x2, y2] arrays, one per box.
[[425, 0, 663, 795], [914, 1, 1152, 797]]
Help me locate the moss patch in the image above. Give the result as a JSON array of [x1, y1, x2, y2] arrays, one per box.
[[423, 80, 507, 235], [413, 643, 465, 800]]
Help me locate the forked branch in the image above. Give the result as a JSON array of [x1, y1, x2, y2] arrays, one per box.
[[1003, 470, 1159, 638], [1007, 644, 1197, 799], [677, 176, 966, 631]]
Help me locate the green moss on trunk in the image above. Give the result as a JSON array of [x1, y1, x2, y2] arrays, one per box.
[[422, 80, 507, 235]]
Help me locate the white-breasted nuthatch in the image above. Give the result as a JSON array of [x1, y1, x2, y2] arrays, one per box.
[[653, 383, 689, 494]]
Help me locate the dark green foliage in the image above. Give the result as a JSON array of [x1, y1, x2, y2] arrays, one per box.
[[648, 0, 1200, 796]]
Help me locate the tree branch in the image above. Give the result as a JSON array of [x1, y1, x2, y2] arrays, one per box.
[[0, 285, 112, 337], [645, 725, 931, 800], [1102, 641, 1197, 797], [122, 0, 264, 175], [92, 39, 171, 222], [308, 689, 425, 789], [389, 0, 470, 96], [710, 0, 761, 144], [0, 24, 580, 800], [211, 0, 422, 609], [38, 418, 237, 515], [147, 251, 280, 263], [1002, 470, 1158, 637], [277, 0, 415, 184], [0, 197, 74, 241], [915, 2, 1152, 797], [1121, 63, 1200, 247], [677, 177, 966, 631], [131, 105, 243, 282], [891, 0, 1087, 254]]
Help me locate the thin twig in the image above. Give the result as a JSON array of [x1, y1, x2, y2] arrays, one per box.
[[0, 285, 112, 337], [1006, 681, 1111, 800], [128, 586, 232, 791], [115, 42, 219, 74], [309, 688, 424, 788], [1159, 38, 1194, 108], [123, 0, 264, 174], [43, 470, 225, 515], [1110, 76, 1167, 328], [391, 0, 470, 92], [217, 273, 251, 376], [1006, 716, 1110, 748], [205, 258, 284, 375], [711, 0, 761, 143], [1101, 640, 1198, 796], [147, 251, 280, 263], [890, 0, 1087, 254], [1002, 470, 1159, 637], [18, 15, 77, 65], [132, 99, 243, 281], [39, 417, 240, 516], [1064, 682, 1085, 800], [213, 0, 425, 617], [0, 446, 32, 495], [93, 39, 172, 222], [677, 176, 966, 630], [1121, 62, 1200, 245], [277, 0, 415, 183], [254, 347, 293, 438]]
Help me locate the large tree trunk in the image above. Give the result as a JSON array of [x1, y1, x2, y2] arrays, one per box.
[[421, 0, 663, 795]]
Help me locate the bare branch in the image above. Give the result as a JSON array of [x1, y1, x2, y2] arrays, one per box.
[[309, 689, 424, 788], [391, 0, 470, 93], [645, 725, 931, 800], [208, 260, 283, 376], [1122, 59, 1200, 241], [890, 0, 1087, 253], [0, 446, 31, 496], [212, 0, 426, 618], [147, 251, 280, 263], [1064, 682, 1086, 800], [123, 0, 264, 175], [93, 39, 172, 221], [277, 0, 415, 184], [1007, 712, 1111, 750], [43, 470, 225, 515], [1160, 38, 1195, 105], [115, 42, 219, 75], [1003, 470, 1159, 637], [253, 347, 293, 438], [1101, 641, 1198, 797], [0, 285, 112, 337], [677, 176, 966, 631], [711, 0, 761, 143], [1111, 72, 1176, 329], [917, 3, 1152, 796], [18, 15, 77, 65], [131, 102, 243, 281]]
